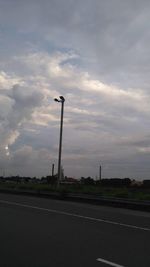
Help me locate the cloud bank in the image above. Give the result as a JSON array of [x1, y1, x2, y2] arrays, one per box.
[[0, 1, 150, 179]]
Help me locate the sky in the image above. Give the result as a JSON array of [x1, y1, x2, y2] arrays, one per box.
[[0, 0, 150, 180]]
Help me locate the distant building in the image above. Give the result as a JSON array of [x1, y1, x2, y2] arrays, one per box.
[[60, 177, 78, 184]]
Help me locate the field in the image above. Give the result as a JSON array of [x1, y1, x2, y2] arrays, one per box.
[[0, 182, 150, 201]]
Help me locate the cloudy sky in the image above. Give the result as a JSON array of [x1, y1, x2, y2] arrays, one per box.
[[0, 0, 150, 179]]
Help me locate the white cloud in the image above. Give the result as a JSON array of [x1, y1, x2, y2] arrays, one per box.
[[0, 71, 23, 90]]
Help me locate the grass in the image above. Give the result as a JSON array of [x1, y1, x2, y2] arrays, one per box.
[[0, 182, 150, 201]]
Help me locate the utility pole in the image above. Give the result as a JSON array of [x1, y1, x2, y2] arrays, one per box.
[[52, 163, 55, 177], [99, 165, 102, 181]]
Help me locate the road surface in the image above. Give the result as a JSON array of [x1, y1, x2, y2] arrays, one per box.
[[0, 192, 150, 267]]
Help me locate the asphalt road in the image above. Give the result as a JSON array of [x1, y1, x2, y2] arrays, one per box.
[[0, 193, 150, 267]]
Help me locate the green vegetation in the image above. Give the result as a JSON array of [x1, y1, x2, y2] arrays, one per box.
[[0, 181, 150, 201]]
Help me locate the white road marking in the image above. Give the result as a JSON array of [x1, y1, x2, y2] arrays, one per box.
[[97, 258, 125, 267], [0, 199, 150, 232]]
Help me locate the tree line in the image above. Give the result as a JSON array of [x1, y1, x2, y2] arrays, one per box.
[[1, 175, 150, 188]]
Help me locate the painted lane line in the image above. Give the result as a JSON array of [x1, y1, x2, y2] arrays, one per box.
[[97, 258, 125, 267], [0, 199, 150, 232]]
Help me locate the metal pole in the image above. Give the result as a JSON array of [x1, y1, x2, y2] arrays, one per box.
[[52, 163, 54, 177], [99, 165, 102, 181], [57, 99, 64, 188]]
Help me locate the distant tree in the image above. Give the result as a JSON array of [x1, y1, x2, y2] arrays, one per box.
[[80, 177, 95, 185], [122, 178, 131, 187], [80, 177, 85, 184], [47, 175, 57, 185], [101, 178, 131, 187], [143, 180, 150, 188]]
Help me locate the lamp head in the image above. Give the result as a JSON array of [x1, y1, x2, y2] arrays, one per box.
[[59, 96, 65, 101], [54, 98, 59, 102]]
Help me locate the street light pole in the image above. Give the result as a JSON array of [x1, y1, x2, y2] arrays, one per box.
[[54, 96, 65, 188]]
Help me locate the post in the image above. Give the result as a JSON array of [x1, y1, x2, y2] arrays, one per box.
[[52, 163, 54, 177], [99, 165, 102, 181], [57, 100, 64, 187], [54, 96, 65, 188]]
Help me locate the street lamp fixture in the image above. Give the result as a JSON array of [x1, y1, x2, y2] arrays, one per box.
[[54, 96, 65, 188]]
